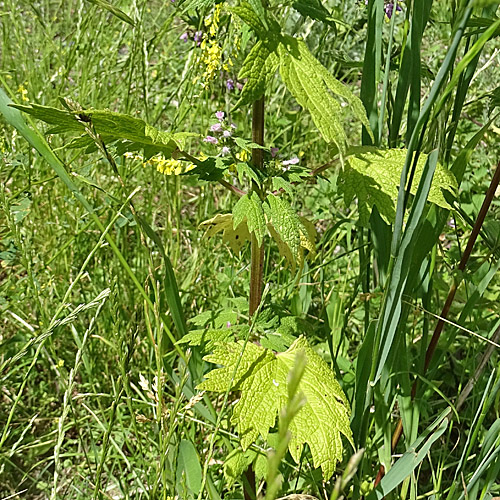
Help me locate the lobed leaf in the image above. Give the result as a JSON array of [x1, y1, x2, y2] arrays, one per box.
[[339, 148, 458, 225], [278, 36, 372, 156], [198, 336, 352, 478], [233, 192, 266, 248], [264, 194, 304, 269]]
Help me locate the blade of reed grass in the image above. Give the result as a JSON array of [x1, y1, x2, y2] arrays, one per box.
[[360, 0, 383, 144], [373, 150, 439, 383], [406, 0, 432, 143], [371, 3, 474, 388], [366, 407, 452, 500]]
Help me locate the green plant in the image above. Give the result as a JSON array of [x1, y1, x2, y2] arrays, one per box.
[[2, 0, 500, 499]]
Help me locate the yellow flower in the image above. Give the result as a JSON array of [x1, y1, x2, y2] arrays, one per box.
[[146, 156, 198, 176], [17, 84, 29, 102], [237, 150, 250, 162]]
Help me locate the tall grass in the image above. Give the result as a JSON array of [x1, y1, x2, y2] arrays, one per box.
[[1, 1, 500, 499]]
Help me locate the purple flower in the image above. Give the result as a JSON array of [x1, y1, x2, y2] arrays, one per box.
[[194, 31, 203, 44], [270, 147, 279, 158], [226, 79, 234, 91], [203, 135, 218, 145], [282, 157, 300, 166], [215, 111, 225, 121], [223, 129, 232, 138], [210, 122, 223, 132], [180, 32, 189, 42], [384, 1, 402, 19]]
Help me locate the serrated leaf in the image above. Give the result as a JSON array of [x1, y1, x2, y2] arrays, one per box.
[[233, 192, 266, 247], [272, 176, 294, 195], [177, 329, 233, 350], [339, 148, 458, 225], [236, 162, 262, 186], [278, 36, 373, 156], [186, 157, 227, 181], [292, 0, 336, 26], [13, 104, 195, 159], [231, 2, 268, 37], [200, 213, 251, 253], [236, 40, 279, 108], [264, 194, 304, 270], [198, 336, 352, 479]]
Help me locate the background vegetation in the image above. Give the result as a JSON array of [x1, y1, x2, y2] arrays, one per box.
[[1, 0, 500, 499]]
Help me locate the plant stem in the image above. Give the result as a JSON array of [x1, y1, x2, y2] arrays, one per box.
[[249, 96, 265, 318], [244, 96, 266, 500]]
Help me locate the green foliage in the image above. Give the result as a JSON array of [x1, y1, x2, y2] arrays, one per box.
[[177, 329, 234, 350], [12, 103, 194, 159], [87, 0, 135, 26], [278, 36, 372, 157], [233, 192, 267, 248], [198, 336, 352, 478], [292, 0, 336, 26], [236, 40, 279, 108], [224, 447, 268, 487], [339, 148, 458, 225]]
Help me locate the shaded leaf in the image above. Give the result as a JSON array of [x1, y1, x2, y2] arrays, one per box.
[[199, 213, 251, 253], [339, 148, 457, 225]]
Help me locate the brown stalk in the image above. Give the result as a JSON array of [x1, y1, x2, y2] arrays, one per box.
[[244, 96, 266, 500], [374, 161, 500, 487]]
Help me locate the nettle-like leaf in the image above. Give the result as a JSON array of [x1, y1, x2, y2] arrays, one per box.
[[12, 103, 194, 159], [233, 192, 266, 247], [278, 36, 372, 158], [231, 1, 269, 37], [292, 0, 336, 26], [236, 40, 280, 108], [177, 329, 234, 350], [339, 148, 458, 225], [200, 213, 251, 253], [186, 157, 228, 181], [224, 447, 268, 487], [264, 195, 316, 271], [198, 336, 353, 479], [203, 195, 316, 267]]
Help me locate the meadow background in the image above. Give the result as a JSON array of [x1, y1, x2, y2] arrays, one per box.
[[1, 0, 500, 499]]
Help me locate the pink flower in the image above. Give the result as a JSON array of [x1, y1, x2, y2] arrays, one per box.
[[282, 157, 300, 166], [270, 147, 279, 158], [204, 135, 218, 145], [210, 123, 223, 132], [223, 129, 232, 138], [221, 146, 230, 155], [215, 111, 225, 121], [180, 32, 189, 42]]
